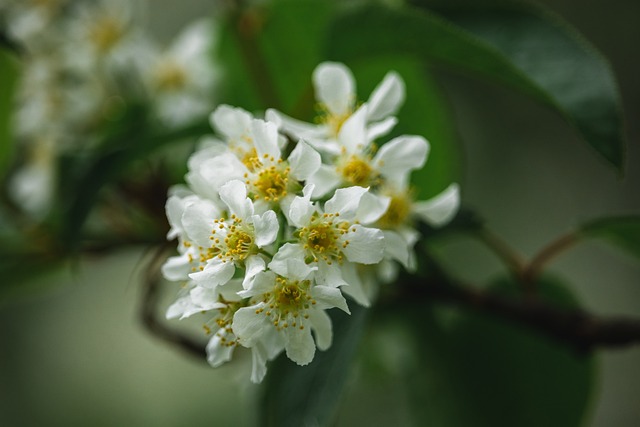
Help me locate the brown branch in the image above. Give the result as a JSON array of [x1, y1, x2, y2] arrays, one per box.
[[139, 245, 640, 359], [394, 276, 640, 353], [523, 232, 579, 287], [138, 245, 208, 360]]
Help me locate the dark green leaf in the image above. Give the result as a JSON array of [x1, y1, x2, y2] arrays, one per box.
[[0, 48, 19, 178], [218, 0, 333, 115], [261, 303, 368, 427], [401, 276, 596, 426], [327, 3, 625, 171], [581, 215, 640, 259], [59, 108, 209, 250]]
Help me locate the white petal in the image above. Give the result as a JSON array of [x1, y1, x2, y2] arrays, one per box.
[[366, 117, 398, 141], [189, 260, 235, 288], [250, 345, 269, 384], [181, 198, 221, 247], [324, 186, 368, 218], [373, 136, 429, 182], [190, 285, 226, 311], [233, 305, 269, 346], [316, 261, 348, 288], [288, 140, 321, 181], [186, 153, 245, 200], [309, 309, 333, 351], [253, 209, 279, 247], [306, 165, 341, 199], [219, 180, 253, 219], [366, 71, 405, 122], [337, 104, 368, 154], [165, 195, 188, 239], [342, 224, 384, 264], [251, 119, 281, 160], [269, 243, 315, 280], [266, 108, 327, 139], [285, 327, 315, 366], [313, 62, 355, 117], [243, 255, 266, 288], [161, 253, 192, 281], [356, 192, 390, 225], [239, 270, 276, 297], [166, 295, 195, 319], [340, 262, 371, 307], [383, 230, 411, 268], [413, 183, 460, 227], [206, 334, 235, 368], [313, 285, 350, 313], [288, 186, 315, 227], [210, 104, 252, 139]]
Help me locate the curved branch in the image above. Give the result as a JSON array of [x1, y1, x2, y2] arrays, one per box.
[[393, 275, 640, 352], [139, 245, 208, 359]]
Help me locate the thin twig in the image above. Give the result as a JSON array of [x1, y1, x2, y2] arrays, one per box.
[[391, 275, 640, 352], [523, 232, 578, 287], [476, 228, 527, 276], [139, 244, 208, 359]]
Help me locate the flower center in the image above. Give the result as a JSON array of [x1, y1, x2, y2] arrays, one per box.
[[338, 154, 378, 187], [89, 16, 125, 53], [204, 298, 246, 348], [378, 192, 412, 229], [297, 213, 352, 264], [210, 215, 255, 263], [245, 155, 292, 203], [256, 277, 315, 330], [154, 60, 188, 91], [317, 102, 354, 137]]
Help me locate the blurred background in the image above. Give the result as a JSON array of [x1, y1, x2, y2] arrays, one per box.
[[0, 0, 639, 425]]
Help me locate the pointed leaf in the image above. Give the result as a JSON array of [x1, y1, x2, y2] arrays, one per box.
[[327, 3, 625, 171], [581, 215, 640, 260]]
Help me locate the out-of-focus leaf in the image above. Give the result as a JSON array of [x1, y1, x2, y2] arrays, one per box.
[[261, 303, 368, 427], [0, 48, 19, 178], [581, 215, 640, 260], [349, 57, 461, 200], [258, 0, 334, 114], [218, 0, 333, 114], [401, 276, 596, 426], [327, 3, 625, 171], [59, 108, 209, 249]]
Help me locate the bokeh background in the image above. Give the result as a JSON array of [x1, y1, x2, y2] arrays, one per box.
[[1, 0, 639, 425]]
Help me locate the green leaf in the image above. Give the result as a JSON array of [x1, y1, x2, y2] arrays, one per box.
[[581, 215, 640, 259], [348, 57, 461, 200], [326, 3, 625, 171], [401, 276, 596, 426], [261, 303, 368, 427], [217, 0, 333, 115], [58, 108, 209, 250], [0, 48, 20, 178]]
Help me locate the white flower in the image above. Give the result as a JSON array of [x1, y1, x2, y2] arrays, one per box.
[[267, 61, 405, 154], [144, 19, 219, 127], [64, 0, 148, 74], [233, 244, 349, 367], [187, 117, 321, 211], [182, 180, 279, 290], [307, 103, 430, 198], [377, 182, 460, 270], [286, 185, 388, 305]]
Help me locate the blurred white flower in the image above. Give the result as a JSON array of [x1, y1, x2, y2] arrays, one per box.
[[144, 19, 219, 126]]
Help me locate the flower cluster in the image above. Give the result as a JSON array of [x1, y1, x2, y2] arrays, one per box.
[[162, 62, 460, 382], [1, 0, 217, 216]]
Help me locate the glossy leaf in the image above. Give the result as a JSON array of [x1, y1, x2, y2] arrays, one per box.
[[401, 276, 596, 426], [217, 0, 333, 115], [0, 48, 19, 178], [581, 215, 640, 260], [261, 304, 368, 427], [326, 3, 625, 171]]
